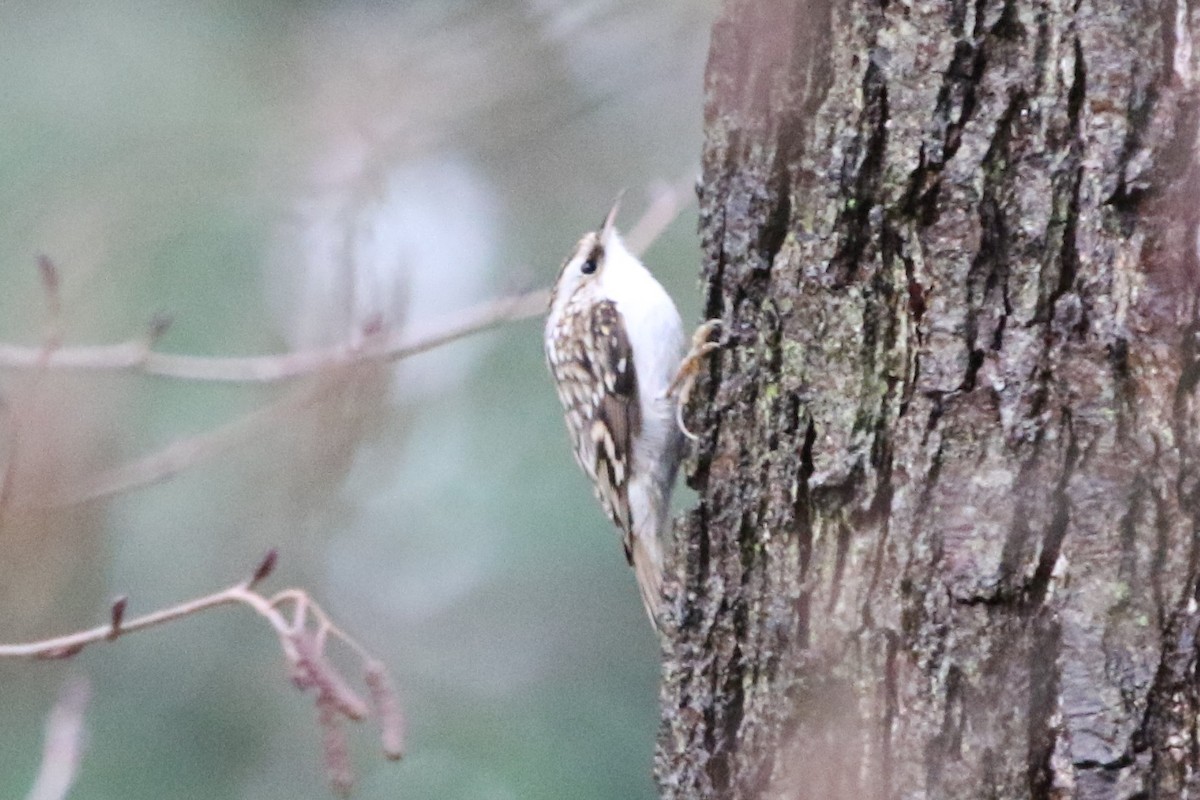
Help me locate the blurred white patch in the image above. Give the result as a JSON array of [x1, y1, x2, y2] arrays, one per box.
[[525, 0, 608, 40], [267, 150, 498, 399], [332, 417, 501, 619], [336, 499, 496, 622]]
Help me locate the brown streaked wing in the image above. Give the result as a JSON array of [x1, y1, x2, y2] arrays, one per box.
[[586, 300, 641, 562]]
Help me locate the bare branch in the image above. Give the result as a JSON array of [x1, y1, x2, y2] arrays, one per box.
[[0, 288, 545, 381], [28, 379, 331, 508], [0, 289, 543, 382], [3, 551, 404, 795], [623, 173, 698, 256], [25, 676, 90, 800], [0, 178, 694, 384]]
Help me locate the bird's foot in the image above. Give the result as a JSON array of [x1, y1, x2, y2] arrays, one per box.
[[666, 319, 723, 440]]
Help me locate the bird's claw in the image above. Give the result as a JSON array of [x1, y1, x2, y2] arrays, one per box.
[[667, 319, 724, 440]]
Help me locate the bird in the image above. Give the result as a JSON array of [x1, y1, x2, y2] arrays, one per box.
[[544, 197, 719, 629]]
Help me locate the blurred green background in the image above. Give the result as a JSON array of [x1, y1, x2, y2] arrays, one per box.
[[0, 1, 714, 798]]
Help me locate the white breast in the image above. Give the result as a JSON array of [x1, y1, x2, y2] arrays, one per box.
[[599, 235, 685, 477]]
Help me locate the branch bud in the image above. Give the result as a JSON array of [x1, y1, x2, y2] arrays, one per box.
[[249, 548, 278, 588], [107, 596, 128, 640], [148, 313, 173, 343], [37, 255, 60, 298]]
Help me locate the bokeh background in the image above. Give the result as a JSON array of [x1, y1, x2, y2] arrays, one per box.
[[0, 2, 715, 798]]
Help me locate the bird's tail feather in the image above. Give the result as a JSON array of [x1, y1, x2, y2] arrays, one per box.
[[631, 532, 665, 632]]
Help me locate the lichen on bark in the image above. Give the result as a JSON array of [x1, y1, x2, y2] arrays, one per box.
[[659, 1, 1200, 798]]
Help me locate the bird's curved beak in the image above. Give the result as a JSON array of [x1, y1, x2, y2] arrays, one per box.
[[599, 191, 624, 241]]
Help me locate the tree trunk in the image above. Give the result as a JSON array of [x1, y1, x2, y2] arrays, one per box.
[[660, 1, 1200, 798]]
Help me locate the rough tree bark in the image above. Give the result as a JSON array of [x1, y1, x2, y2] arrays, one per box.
[[660, 1, 1200, 798]]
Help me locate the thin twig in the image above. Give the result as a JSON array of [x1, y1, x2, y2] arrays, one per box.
[[27, 378, 332, 509], [25, 676, 90, 800], [1, 583, 272, 659], [1, 552, 327, 661], [0, 176, 694, 384], [623, 174, 697, 256], [3, 551, 404, 795], [0, 289, 548, 383]]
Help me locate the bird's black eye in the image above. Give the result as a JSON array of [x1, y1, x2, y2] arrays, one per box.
[[581, 257, 598, 275]]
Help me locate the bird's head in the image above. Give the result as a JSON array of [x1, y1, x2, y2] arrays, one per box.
[[549, 194, 624, 313]]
